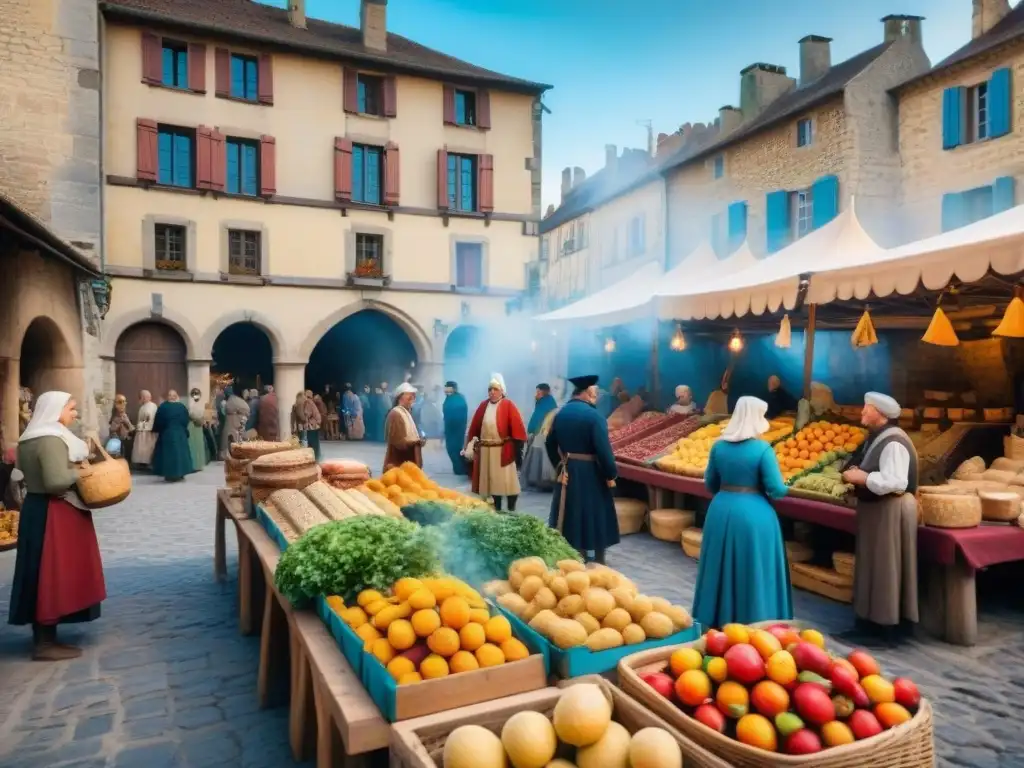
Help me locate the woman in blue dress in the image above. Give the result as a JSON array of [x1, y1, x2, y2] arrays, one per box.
[[692, 396, 792, 629]]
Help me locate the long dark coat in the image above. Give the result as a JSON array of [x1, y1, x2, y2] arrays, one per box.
[[152, 401, 194, 480], [545, 398, 620, 552], [443, 392, 469, 475]]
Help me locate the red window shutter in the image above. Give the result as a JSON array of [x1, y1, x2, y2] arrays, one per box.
[[260, 135, 277, 197], [334, 137, 353, 201], [476, 89, 491, 130], [141, 32, 162, 84], [343, 67, 359, 113], [136, 118, 158, 181], [258, 53, 274, 105], [442, 85, 456, 125], [196, 125, 214, 190], [215, 48, 230, 97], [383, 75, 397, 118], [188, 43, 206, 92], [211, 130, 226, 192], [478, 153, 495, 213], [384, 141, 400, 205], [437, 149, 449, 209]]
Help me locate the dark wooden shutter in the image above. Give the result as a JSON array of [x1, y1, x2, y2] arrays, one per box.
[[257, 53, 274, 105], [437, 149, 449, 209], [211, 130, 226, 192], [215, 47, 230, 97], [478, 154, 494, 213], [141, 32, 162, 84], [476, 89, 491, 130], [382, 75, 397, 118], [136, 118, 158, 181], [187, 43, 206, 92], [259, 135, 276, 197], [334, 137, 353, 201], [384, 142, 400, 205], [442, 85, 456, 125], [343, 68, 359, 113], [196, 125, 214, 190]]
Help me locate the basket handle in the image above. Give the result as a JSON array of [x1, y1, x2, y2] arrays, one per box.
[[86, 433, 113, 463]]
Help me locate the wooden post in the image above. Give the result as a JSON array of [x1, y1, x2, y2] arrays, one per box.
[[803, 303, 817, 399], [650, 317, 660, 406]]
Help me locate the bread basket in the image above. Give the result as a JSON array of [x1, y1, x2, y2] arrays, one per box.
[[76, 436, 132, 509]]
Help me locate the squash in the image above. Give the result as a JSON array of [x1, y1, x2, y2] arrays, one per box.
[[583, 588, 615, 620], [552, 683, 612, 747], [518, 574, 544, 602], [500, 711, 557, 768], [556, 594, 585, 617], [622, 623, 646, 644], [601, 608, 632, 632], [577, 720, 631, 768], [627, 595, 654, 623], [573, 612, 601, 635], [528, 609, 559, 637], [497, 593, 527, 617], [558, 559, 586, 574], [565, 571, 591, 595], [628, 727, 683, 768], [443, 725, 507, 768], [585, 627, 624, 651], [640, 611, 675, 639], [533, 587, 558, 611], [550, 618, 588, 649]]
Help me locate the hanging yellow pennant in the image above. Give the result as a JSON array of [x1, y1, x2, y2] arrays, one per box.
[[921, 307, 959, 346], [992, 296, 1024, 338], [851, 310, 878, 348]]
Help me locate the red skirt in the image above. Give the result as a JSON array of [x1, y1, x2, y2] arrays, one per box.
[[36, 498, 107, 625]]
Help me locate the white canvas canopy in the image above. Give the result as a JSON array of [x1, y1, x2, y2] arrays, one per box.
[[532, 259, 662, 328], [655, 239, 759, 319]]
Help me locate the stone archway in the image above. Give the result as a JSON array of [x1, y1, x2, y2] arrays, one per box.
[[114, 321, 188, 404], [297, 299, 433, 364], [19, 316, 78, 398], [199, 309, 287, 362], [101, 307, 202, 360], [211, 322, 275, 393]]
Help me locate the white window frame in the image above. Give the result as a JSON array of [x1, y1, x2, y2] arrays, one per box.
[[796, 118, 813, 148], [142, 214, 197, 273], [965, 82, 990, 144], [790, 189, 813, 239]]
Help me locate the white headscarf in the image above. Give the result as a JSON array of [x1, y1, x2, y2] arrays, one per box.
[[394, 382, 416, 397], [720, 396, 770, 443], [489, 373, 507, 394], [19, 391, 90, 462]]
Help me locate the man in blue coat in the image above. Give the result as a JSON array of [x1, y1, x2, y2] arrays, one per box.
[[545, 375, 620, 564], [442, 381, 469, 475]]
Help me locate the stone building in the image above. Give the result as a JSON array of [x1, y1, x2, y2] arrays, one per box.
[[895, 0, 1024, 240], [0, 0, 105, 438], [97, 0, 549, 436]]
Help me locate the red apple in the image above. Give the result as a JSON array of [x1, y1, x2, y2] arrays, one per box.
[[848, 709, 884, 740], [705, 629, 729, 657], [830, 662, 861, 699], [641, 672, 676, 701], [724, 643, 766, 685], [784, 729, 823, 755], [693, 703, 727, 733], [792, 683, 836, 727], [893, 678, 921, 711]]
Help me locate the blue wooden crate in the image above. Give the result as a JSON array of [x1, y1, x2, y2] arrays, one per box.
[[313, 596, 366, 677], [256, 504, 290, 551], [495, 604, 700, 678]]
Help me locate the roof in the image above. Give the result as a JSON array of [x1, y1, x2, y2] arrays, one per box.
[[894, 2, 1024, 91], [0, 192, 101, 276], [539, 157, 659, 234], [99, 0, 551, 94], [661, 41, 892, 172]]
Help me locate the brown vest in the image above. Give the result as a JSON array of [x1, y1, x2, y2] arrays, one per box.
[[855, 426, 919, 500]]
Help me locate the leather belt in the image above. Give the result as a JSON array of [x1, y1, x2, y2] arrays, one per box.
[[721, 485, 758, 494], [556, 453, 595, 531]]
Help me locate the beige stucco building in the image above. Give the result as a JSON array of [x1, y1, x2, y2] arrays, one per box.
[[98, 0, 548, 436]]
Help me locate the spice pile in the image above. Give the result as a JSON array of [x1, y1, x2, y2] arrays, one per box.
[[614, 416, 702, 464]]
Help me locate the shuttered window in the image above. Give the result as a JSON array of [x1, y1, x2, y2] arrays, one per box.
[[810, 175, 839, 230], [162, 41, 188, 88], [765, 190, 791, 253], [228, 230, 261, 275], [455, 242, 483, 288], [447, 154, 476, 212], [225, 138, 259, 196], [154, 224, 186, 271], [230, 54, 258, 100], [157, 126, 194, 188], [791, 189, 813, 239], [353, 144, 383, 205], [455, 90, 476, 126], [727, 201, 747, 250], [358, 74, 383, 116], [994, 176, 1017, 213], [944, 68, 1013, 149]]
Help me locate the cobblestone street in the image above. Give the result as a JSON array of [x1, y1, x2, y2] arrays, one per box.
[[1, 441, 1023, 767]]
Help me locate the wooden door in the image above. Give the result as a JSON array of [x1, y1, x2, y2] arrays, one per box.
[[115, 322, 188, 405]]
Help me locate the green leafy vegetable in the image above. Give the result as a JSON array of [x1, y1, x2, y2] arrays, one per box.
[[274, 516, 440, 605]]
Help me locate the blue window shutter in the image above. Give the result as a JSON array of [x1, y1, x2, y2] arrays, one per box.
[[357, 79, 367, 113], [811, 175, 839, 229], [172, 134, 192, 187], [157, 131, 172, 184], [242, 144, 257, 196], [366, 147, 381, 204], [176, 52, 187, 88], [765, 190, 789, 253], [447, 155, 457, 209], [230, 55, 242, 98], [989, 68, 1012, 138], [993, 176, 1016, 213], [245, 59, 257, 100], [226, 141, 239, 194], [352, 146, 364, 202], [727, 201, 747, 249], [462, 157, 475, 211], [162, 47, 173, 85], [941, 193, 966, 232], [942, 87, 964, 150], [455, 91, 466, 124]]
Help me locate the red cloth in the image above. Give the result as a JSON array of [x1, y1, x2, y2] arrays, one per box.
[[467, 398, 527, 494], [36, 498, 106, 625]]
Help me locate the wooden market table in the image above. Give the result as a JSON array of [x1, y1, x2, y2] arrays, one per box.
[[616, 462, 1024, 647]]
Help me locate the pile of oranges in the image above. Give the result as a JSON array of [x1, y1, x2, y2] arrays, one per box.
[[774, 422, 867, 482], [328, 575, 531, 685]]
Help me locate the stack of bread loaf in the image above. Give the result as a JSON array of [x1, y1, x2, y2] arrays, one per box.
[[248, 448, 320, 503], [320, 459, 371, 489], [225, 439, 295, 497]]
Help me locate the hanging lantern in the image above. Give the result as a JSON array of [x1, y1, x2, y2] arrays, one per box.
[[921, 307, 960, 346], [851, 310, 879, 348], [992, 296, 1024, 338], [604, 337, 616, 353], [775, 314, 792, 349], [669, 323, 687, 351], [728, 330, 743, 353]]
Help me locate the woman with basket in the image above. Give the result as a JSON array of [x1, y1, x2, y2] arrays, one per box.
[[8, 392, 107, 661]]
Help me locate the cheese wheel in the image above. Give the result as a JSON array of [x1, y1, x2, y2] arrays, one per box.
[[920, 493, 981, 529]]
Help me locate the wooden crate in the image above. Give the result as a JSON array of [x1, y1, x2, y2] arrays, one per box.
[[389, 676, 732, 768]]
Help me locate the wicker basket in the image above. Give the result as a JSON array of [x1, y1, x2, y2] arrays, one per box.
[[76, 437, 132, 509], [790, 562, 853, 603], [650, 509, 694, 542], [832, 551, 855, 578], [618, 633, 936, 768], [979, 492, 1022, 522], [615, 498, 647, 534], [250, 447, 316, 470], [249, 465, 321, 492], [784, 540, 813, 563], [388, 676, 732, 768], [230, 440, 294, 460], [920, 493, 982, 528], [681, 527, 702, 559]]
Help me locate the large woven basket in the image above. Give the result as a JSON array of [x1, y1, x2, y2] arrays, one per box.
[[650, 508, 694, 541], [230, 440, 294, 460], [681, 527, 702, 559], [618, 629, 936, 768], [76, 437, 132, 509], [832, 551, 855, 578], [790, 562, 853, 603], [784, 540, 813, 563], [615, 497, 647, 534]]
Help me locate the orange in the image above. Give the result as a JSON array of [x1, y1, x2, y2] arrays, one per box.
[[799, 628, 825, 649], [675, 669, 712, 707], [765, 650, 797, 686], [722, 623, 749, 646], [484, 615, 512, 644], [411, 609, 441, 638], [364, 599, 389, 616], [705, 656, 728, 683], [419, 654, 449, 679], [397, 671, 423, 685], [393, 578, 425, 601], [439, 596, 471, 630], [427, 627, 461, 657], [407, 588, 437, 611], [736, 714, 777, 752], [340, 606, 367, 628], [357, 589, 384, 608], [468, 608, 490, 625], [354, 624, 382, 645], [369, 638, 395, 665], [458, 622, 487, 652], [749, 630, 782, 661], [875, 702, 912, 729], [499, 638, 530, 662], [821, 721, 855, 746], [670, 647, 704, 677], [861, 674, 896, 705], [474, 643, 506, 668], [386, 656, 416, 681], [387, 619, 417, 651], [715, 681, 749, 719], [449, 650, 480, 674], [750, 680, 789, 718]]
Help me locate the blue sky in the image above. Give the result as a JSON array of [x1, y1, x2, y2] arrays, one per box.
[[273, 0, 972, 208]]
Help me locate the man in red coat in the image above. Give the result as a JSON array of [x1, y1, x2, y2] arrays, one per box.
[[466, 373, 527, 511]]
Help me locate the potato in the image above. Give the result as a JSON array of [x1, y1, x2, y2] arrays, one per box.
[[497, 593, 527, 617], [586, 566, 616, 590], [650, 596, 673, 614], [640, 611, 674, 639], [609, 587, 635, 611], [556, 594, 585, 617], [521, 602, 541, 623], [515, 557, 548, 578], [549, 576, 570, 600], [566, 571, 591, 595], [586, 627, 625, 651], [483, 579, 511, 597], [662, 604, 693, 631], [519, 574, 544, 602], [529, 609, 559, 637], [557, 559, 585, 574], [627, 595, 654, 623], [509, 570, 525, 592], [622, 623, 646, 645], [534, 587, 558, 611], [602, 607, 632, 632], [583, 588, 615, 620], [550, 619, 588, 649], [574, 612, 601, 635]]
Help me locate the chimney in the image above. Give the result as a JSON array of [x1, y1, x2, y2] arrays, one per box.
[[288, 0, 306, 28], [739, 63, 796, 120], [360, 0, 388, 52], [798, 35, 832, 86], [605, 144, 617, 168], [572, 167, 586, 188], [972, 0, 1009, 39], [718, 105, 742, 135], [882, 14, 924, 45], [560, 167, 572, 201]]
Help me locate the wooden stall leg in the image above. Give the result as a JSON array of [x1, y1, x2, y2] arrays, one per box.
[[313, 678, 338, 768], [944, 559, 978, 647], [214, 502, 227, 581], [257, 588, 274, 708], [290, 639, 314, 762], [919, 562, 946, 640], [238, 536, 253, 635]]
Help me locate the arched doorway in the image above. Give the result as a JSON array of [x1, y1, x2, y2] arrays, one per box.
[[211, 322, 274, 393], [443, 325, 482, 392], [114, 322, 187, 404], [306, 310, 418, 393], [20, 316, 75, 396]]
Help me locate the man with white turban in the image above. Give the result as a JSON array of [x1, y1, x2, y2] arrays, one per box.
[[668, 385, 697, 416], [841, 391, 919, 644], [383, 382, 423, 471], [466, 374, 527, 511]]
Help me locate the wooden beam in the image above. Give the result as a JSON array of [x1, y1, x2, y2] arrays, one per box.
[[803, 304, 816, 399]]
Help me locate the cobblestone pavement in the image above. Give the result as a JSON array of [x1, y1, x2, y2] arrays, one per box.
[[1, 441, 1022, 767]]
